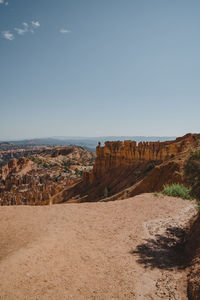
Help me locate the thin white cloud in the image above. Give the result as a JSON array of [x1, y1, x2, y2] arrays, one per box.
[[60, 28, 71, 34], [2, 20, 40, 41], [0, 0, 8, 6], [13, 21, 40, 37], [32, 21, 40, 28], [2, 31, 14, 40], [14, 28, 26, 35], [14, 22, 29, 35], [22, 22, 29, 29]]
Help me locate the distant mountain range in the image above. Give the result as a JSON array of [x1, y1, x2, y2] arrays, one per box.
[[0, 136, 176, 152]]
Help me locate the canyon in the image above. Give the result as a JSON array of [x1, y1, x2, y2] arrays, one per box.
[[1, 133, 199, 206], [0, 146, 95, 206], [0, 133, 200, 299], [86, 133, 199, 182], [0, 145, 50, 168], [52, 133, 200, 204]]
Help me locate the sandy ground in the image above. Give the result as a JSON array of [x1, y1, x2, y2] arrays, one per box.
[[0, 194, 197, 300]]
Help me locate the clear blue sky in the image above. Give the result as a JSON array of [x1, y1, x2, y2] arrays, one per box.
[[1, 0, 200, 139]]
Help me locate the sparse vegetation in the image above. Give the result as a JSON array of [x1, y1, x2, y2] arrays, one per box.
[[75, 168, 83, 178], [195, 139, 200, 147], [43, 162, 49, 168], [30, 156, 43, 166], [146, 162, 154, 172], [104, 187, 108, 198], [133, 170, 141, 176], [195, 205, 200, 211], [162, 184, 191, 200], [62, 160, 71, 167], [50, 163, 58, 167], [184, 151, 200, 201]]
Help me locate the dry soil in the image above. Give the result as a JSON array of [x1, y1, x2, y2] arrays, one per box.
[[0, 193, 197, 300]]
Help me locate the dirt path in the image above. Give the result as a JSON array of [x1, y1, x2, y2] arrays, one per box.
[[0, 194, 196, 299]]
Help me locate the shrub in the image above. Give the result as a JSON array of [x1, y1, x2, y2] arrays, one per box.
[[43, 162, 49, 168], [146, 162, 154, 172], [133, 170, 141, 176], [162, 184, 191, 200], [104, 187, 108, 198], [63, 160, 71, 167], [184, 151, 200, 201], [52, 163, 58, 167], [195, 205, 200, 211], [153, 192, 159, 197], [75, 168, 80, 177]]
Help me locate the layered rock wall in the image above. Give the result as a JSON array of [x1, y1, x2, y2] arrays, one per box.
[[85, 134, 200, 183]]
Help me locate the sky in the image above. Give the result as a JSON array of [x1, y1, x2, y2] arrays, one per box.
[[1, 0, 200, 140]]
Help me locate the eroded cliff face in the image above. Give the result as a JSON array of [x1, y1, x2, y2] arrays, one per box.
[[84, 133, 200, 184], [0, 146, 95, 206], [55, 133, 200, 204], [0, 157, 34, 181]]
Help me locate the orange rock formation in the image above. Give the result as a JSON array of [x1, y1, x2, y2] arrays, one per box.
[[0, 146, 95, 206], [84, 133, 200, 184], [0, 157, 34, 181]]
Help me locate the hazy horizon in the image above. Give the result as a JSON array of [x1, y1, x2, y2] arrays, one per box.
[[0, 134, 179, 142], [1, 0, 200, 139]]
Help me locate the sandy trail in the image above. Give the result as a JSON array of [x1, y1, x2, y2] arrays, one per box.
[[0, 194, 196, 300]]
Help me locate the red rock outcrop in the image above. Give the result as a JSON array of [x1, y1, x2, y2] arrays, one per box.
[[85, 133, 200, 184], [55, 133, 200, 204], [99, 160, 183, 202], [0, 146, 95, 206], [0, 157, 34, 181], [0, 147, 48, 168]]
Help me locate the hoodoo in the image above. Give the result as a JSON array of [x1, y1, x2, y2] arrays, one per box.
[[51, 133, 200, 204], [84, 133, 200, 185]]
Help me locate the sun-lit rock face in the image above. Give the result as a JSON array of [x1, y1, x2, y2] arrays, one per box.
[[0, 157, 34, 181], [0, 146, 95, 206], [85, 133, 200, 183]]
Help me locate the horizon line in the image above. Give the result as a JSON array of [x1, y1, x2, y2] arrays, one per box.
[[0, 135, 179, 142]]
